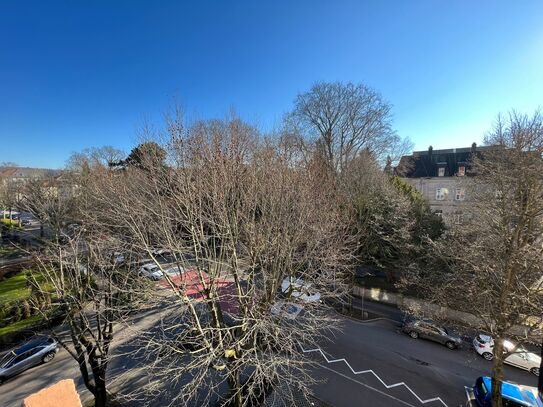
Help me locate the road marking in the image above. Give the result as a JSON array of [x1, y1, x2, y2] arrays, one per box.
[[300, 344, 449, 407], [464, 386, 475, 407], [316, 363, 418, 407]]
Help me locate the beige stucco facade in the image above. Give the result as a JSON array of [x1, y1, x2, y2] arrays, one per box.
[[402, 176, 471, 225]]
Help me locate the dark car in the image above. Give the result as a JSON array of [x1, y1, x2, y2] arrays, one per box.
[[472, 376, 543, 406], [0, 337, 59, 385], [402, 319, 462, 349]]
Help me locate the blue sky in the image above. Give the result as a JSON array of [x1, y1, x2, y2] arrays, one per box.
[[1, 0, 542, 168]]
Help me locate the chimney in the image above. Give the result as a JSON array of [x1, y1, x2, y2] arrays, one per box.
[[428, 145, 433, 156], [471, 142, 477, 153]]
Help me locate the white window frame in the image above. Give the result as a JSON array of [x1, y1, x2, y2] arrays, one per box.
[[435, 188, 448, 201], [453, 212, 464, 225], [438, 167, 445, 177], [458, 166, 465, 176], [455, 188, 465, 201]]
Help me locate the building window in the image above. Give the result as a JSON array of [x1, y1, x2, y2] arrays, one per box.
[[458, 166, 465, 176], [436, 188, 448, 200], [455, 188, 465, 201], [452, 212, 464, 225], [434, 209, 443, 218], [438, 167, 445, 177]]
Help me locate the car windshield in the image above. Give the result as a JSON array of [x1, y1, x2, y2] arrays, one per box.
[[0, 352, 15, 368]]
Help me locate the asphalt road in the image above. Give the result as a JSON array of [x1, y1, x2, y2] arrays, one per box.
[[309, 317, 538, 407], [0, 305, 538, 407]]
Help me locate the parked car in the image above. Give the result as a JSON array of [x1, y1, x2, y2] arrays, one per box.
[[0, 337, 59, 385], [472, 376, 542, 407], [113, 252, 126, 265], [402, 319, 462, 349], [281, 277, 321, 302], [138, 263, 163, 280], [151, 248, 170, 257], [164, 265, 189, 276], [473, 334, 540, 376], [271, 300, 304, 320]]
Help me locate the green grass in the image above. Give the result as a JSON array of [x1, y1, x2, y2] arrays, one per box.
[[0, 272, 49, 305], [0, 273, 31, 304], [0, 314, 42, 336]]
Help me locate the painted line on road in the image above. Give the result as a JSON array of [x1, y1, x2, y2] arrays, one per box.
[[464, 386, 475, 406], [316, 363, 418, 407], [300, 344, 449, 407]]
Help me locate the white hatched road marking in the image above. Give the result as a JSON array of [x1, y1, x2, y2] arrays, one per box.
[[317, 363, 418, 406], [300, 344, 449, 407]]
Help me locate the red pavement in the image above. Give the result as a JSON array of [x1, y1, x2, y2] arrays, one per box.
[[158, 270, 241, 315]]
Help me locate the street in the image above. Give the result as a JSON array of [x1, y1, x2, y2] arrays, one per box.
[[0, 303, 538, 407], [309, 317, 538, 407]]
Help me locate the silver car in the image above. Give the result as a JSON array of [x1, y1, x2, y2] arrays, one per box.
[[402, 320, 463, 349], [0, 337, 59, 385]]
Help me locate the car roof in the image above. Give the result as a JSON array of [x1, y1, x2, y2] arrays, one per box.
[[15, 337, 52, 355], [481, 377, 541, 406], [142, 263, 158, 269]]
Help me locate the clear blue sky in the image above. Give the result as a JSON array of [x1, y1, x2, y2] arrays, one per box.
[[1, 0, 542, 168]]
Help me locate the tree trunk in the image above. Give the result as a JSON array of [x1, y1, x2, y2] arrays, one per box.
[[89, 355, 108, 407], [227, 370, 242, 407], [491, 338, 505, 407], [93, 371, 108, 407]]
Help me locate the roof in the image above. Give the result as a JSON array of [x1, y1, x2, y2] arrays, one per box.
[[0, 166, 61, 180], [15, 337, 53, 355], [395, 145, 493, 178], [482, 377, 542, 406]]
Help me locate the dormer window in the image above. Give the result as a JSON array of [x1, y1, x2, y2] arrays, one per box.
[[458, 165, 465, 177], [438, 167, 445, 177]]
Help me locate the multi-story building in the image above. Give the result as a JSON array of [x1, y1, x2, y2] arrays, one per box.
[[395, 143, 490, 225]]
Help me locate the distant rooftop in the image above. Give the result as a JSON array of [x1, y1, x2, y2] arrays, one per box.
[[395, 143, 488, 178], [412, 145, 492, 156], [0, 166, 61, 180]]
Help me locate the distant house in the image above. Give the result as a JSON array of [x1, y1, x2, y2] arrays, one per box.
[[0, 167, 65, 213], [0, 167, 60, 186], [395, 143, 490, 225]]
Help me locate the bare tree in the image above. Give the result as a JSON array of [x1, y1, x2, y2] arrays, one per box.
[[26, 155, 145, 407], [21, 177, 76, 240], [66, 146, 125, 172], [0, 179, 21, 221], [30, 230, 141, 407], [86, 113, 354, 406], [404, 111, 543, 407], [287, 81, 411, 172]]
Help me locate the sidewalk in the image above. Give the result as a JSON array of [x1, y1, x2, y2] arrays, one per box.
[[353, 285, 543, 343]]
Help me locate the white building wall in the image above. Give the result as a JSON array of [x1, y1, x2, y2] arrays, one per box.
[[402, 176, 471, 225]]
